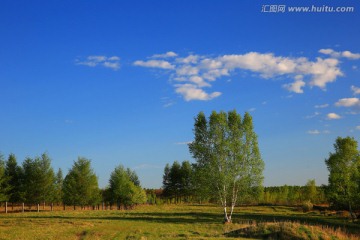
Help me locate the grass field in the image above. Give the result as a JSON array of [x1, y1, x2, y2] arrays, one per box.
[[0, 204, 359, 240]]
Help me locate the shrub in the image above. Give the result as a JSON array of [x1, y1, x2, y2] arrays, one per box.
[[302, 201, 313, 212]]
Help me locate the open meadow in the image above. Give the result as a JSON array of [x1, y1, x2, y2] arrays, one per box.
[[0, 204, 359, 240]]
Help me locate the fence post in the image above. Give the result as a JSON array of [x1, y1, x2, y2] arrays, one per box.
[[51, 203, 53, 211], [37, 203, 40, 212], [5, 202, 7, 214], [22, 203, 24, 213]]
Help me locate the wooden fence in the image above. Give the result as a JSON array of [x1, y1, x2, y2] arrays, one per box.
[[0, 202, 122, 214]]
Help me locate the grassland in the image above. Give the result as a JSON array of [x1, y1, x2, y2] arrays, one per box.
[[0, 204, 358, 240]]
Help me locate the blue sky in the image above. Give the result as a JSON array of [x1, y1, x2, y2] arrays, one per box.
[[1, 0, 359, 188]]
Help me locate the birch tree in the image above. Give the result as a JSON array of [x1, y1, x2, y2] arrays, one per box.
[[189, 110, 264, 223], [325, 137, 360, 220]]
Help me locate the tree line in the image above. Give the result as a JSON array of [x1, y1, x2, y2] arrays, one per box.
[[0, 154, 147, 208], [1, 111, 359, 221], [161, 136, 360, 219], [161, 161, 327, 204]]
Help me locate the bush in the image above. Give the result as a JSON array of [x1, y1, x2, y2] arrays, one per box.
[[302, 201, 313, 212]]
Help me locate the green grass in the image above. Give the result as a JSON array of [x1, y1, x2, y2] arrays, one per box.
[[0, 205, 358, 239]]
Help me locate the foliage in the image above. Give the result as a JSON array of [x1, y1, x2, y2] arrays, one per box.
[[5, 153, 24, 202], [63, 157, 101, 206], [301, 200, 313, 212], [325, 137, 360, 213], [108, 165, 146, 208], [162, 160, 194, 203], [303, 179, 317, 203], [21, 153, 56, 204], [53, 168, 64, 204], [262, 184, 326, 206], [0, 154, 10, 201], [189, 110, 264, 222]]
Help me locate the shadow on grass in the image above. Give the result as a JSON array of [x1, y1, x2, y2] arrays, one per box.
[[19, 211, 223, 225]]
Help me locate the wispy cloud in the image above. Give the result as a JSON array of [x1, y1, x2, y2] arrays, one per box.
[[351, 85, 360, 95], [161, 97, 176, 108], [174, 141, 192, 145], [314, 104, 329, 108], [134, 50, 347, 101], [356, 126, 360, 131], [305, 112, 320, 119], [76, 55, 120, 70], [307, 130, 320, 135], [307, 129, 331, 135]]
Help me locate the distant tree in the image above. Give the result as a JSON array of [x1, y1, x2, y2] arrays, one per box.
[[53, 168, 64, 204], [126, 168, 140, 186], [162, 163, 171, 199], [189, 111, 264, 222], [162, 161, 193, 203], [5, 154, 24, 202], [0, 154, 10, 201], [108, 165, 146, 208], [22, 153, 56, 204], [63, 157, 101, 207], [169, 161, 182, 202], [325, 137, 360, 219], [304, 179, 317, 203], [180, 161, 193, 202]]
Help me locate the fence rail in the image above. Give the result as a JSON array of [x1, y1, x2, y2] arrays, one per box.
[[0, 202, 121, 214]]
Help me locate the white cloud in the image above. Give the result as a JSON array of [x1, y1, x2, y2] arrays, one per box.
[[134, 50, 347, 101], [103, 61, 120, 70], [342, 51, 360, 60], [335, 98, 360, 108], [302, 58, 342, 88], [319, 48, 360, 60], [217, 53, 342, 90], [151, 51, 178, 58], [351, 85, 360, 95], [176, 55, 199, 64], [283, 75, 305, 93], [307, 130, 320, 135], [133, 60, 174, 69], [356, 126, 360, 130], [315, 104, 329, 108], [175, 84, 221, 101], [318, 49, 341, 58], [188, 76, 210, 87], [76, 55, 120, 70], [327, 113, 342, 120], [176, 65, 200, 76]]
